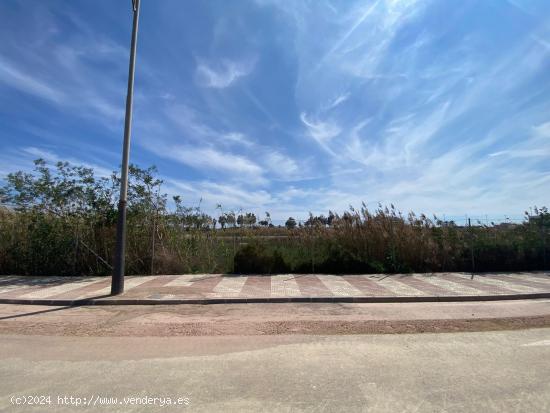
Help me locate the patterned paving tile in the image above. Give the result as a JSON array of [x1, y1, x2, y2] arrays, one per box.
[[451, 274, 519, 295], [415, 275, 482, 296], [52, 277, 112, 299], [169, 276, 222, 298], [519, 273, 550, 283], [137, 275, 180, 289], [240, 276, 271, 298], [0, 273, 549, 300], [318, 275, 363, 296], [19, 277, 104, 299], [210, 276, 247, 297], [503, 274, 550, 288], [83, 276, 153, 298], [164, 274, 200, 287], [0, 277, 68, 298], [293, 275, 333, 296], [439, 274, 511, 295], [398, 275, 460, 296], [371, 275, 429, 296], [471, 275, 541, 293], [342, 276, 394, 296], [270, 274, 302, 297]]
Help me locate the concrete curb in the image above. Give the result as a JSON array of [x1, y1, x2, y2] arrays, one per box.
[[1, 292, 550, 306]]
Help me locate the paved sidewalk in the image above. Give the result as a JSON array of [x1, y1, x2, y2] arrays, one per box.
[[1, 272, 550, 305]]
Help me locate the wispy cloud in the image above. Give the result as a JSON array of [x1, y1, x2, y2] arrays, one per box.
[[2, 0, 550, 221], [164, 178, 273, 210], [300, 113, 341, 152], [0, 9, 127, 128], [141, 100, 308, 185], [327, 92, 350, 110], [263, 150, 300, 178], [0, 56, 65, 103], [488, 121, 550, 160], [223, 132, 255, 147], [316, 0, 381, 70], [0, 146, 113, 179], [150, 144, 264, 179], [196, 58, 255, 88]]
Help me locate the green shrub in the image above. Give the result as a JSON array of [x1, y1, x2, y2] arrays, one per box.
[[233, 244, 290, 274]]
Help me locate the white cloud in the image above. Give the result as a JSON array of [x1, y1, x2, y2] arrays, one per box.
[[222, 132, 255, 147], [0, 56, 65, 103], [314, 0, 426, 78], [532, 35, 550, 52], [300, 113, 341, 146], [199, 181, 273, 207], [316, 0, 381, 70], [488, 120, 550, 160], [0, 20, 128, 130], [0, 146, 113, 179], [152, 144, 265, 181], [3, 0, 550, 222], [533, 121, 550, 138], [163, 178, 273, 211], [139, 102, 310, 185], [164, 104, 256, 148], [327, 92, 350, 109], [196, 58, 255, 88], [263, 150, 300, 178]]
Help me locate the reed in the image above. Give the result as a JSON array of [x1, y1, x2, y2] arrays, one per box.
[[1, 160, 548, 275]]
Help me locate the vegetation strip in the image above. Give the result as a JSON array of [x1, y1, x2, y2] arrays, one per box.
[[1, 159, 549, 277]]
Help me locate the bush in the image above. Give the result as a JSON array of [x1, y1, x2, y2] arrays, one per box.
[[1, 159, 549, 276], [233, 244, 290, 274]]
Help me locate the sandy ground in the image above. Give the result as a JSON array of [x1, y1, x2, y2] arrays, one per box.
[[1, 299, 550, 336], [2, 301, 550, 411], [1, 329, 550, 412]]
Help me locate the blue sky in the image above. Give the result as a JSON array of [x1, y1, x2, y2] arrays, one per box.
[[1, 0, 549, 223]]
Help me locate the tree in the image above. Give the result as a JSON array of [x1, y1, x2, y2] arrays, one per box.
[[285, 217, 297, 229], [245, 212, 257, 227], [327, 211, 336, 226], [1, 158, 119, 221], [237, 212, 257, 227], [305, 213, 327, 227], [226, 212, 236, 228]]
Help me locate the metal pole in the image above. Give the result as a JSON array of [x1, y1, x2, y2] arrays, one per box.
[[112, 0, 141, 295], [541, 213, 547, 272], [469, 218, 475, 277]]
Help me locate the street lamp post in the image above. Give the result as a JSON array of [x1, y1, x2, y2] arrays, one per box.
[[112, 0, 141, 295]]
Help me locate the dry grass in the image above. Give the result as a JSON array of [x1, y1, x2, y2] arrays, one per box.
[[0, 160, 548, 276]]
